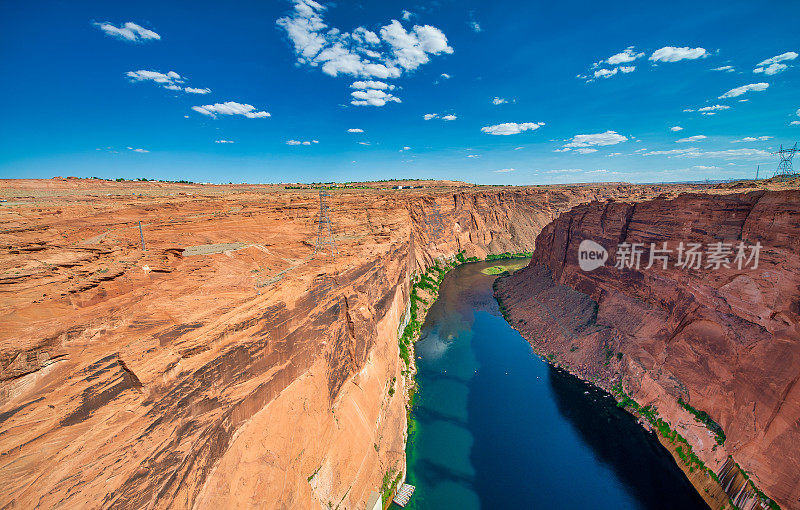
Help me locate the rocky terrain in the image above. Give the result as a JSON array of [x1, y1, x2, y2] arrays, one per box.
[[0, 178, 707, 509], [496, 189, 800, 509]]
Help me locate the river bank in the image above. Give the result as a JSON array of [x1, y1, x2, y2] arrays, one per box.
[[493, 264, 782, 510], [397, 258, 708, 509]]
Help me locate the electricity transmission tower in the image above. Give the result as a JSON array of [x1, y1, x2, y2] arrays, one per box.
[[773, 143, 799, 179], [427, 202, 445, 238], [314, 189, 338, 258]]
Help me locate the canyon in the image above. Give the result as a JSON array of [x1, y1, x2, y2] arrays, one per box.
[[496, 189, 800, 510], [0, 178, 797, 509]]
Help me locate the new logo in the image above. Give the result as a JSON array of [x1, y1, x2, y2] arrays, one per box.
[[578, 239, 608, 271]]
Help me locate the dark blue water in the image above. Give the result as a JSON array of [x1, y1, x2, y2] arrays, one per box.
[[402, 260, 707, 509]]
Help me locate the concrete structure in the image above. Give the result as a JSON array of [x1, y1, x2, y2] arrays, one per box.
[[365, 491, 381, 510]]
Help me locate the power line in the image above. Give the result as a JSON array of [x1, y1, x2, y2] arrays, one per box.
[[313, 189, 338, 259], [773, 142, 798, 179]]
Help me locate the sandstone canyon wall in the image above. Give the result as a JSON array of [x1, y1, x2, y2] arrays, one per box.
[[0, 181, 681, 509], [496, 190, 800, 509]]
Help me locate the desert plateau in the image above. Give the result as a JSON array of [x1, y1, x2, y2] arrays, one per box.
[[2, 1, 800, 508]]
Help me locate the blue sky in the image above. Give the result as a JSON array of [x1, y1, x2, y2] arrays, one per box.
[[1, 0, 798, 184]]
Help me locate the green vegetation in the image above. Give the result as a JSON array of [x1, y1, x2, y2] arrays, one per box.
[[485, 251, 533, 261], [603, 346, 615, 364], [611, 384, 705, 472], [398, 257, 463, 368], [493, 279, 510, 321], [481, 265, 509, 275], [727, 456, 781, 510], [380, 468, 403, 504], [455, 251, 480, 264], [678, 397, 726, 445], [609, 384, 777, 508], [307, 465, 321, 482]]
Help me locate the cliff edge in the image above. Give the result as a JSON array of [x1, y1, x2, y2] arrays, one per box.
[[496, 190, 800, 509]]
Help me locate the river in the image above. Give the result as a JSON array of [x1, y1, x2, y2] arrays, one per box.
[[400, 259, 708, 509]]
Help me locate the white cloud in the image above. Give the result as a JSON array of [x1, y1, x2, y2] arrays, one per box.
[[466, 154, 480, 158], [494, 168, 515, 173], [719, 82, 769, 99], [685, 148, 771, 160], [127, 147, 149, 153], [440, 73, 451, 79], [575, 148, 598, 154], [607, 152, 622, 157], [351, 80, 394, 90], [544, 168, 581, 174], [564, 130, 628, 148], [469, 21, 482, 33], [126, 70, 210, 94], [754, 52, 798, 75], [605, 47, 645, 65], [732, 136, 772, 142], [286, 139, 319, 145], [347, 128, 364, 133], [492, 97, 508, 105], [401, 146, 410, 151], [350, 88, 401, 106], [712, 65, 735, 72], [127, 70, 183, 86], [643, 147, 770, 159], [402, 10, 413, 21], [642, 148, 697, 156], [424, 113, 456, 121], [581, 47, 644, 82], [757, 63, 787, 75], [481, 122, 545, 135], [593, 68, 618, 79], [358, 141, 370, 145], [670, 126, 684, 131], [676, 135, 707, 143], [94, 22, 160, 42], [698, 104, 730, 112], [276, 1, 452, 104], [215, 140, 234, 143], [192, 101, 271, 118], [791, 121, 800, 126], [649, 46, 708, 62]]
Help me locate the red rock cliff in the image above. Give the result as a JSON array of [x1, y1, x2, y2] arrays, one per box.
[[496, 190, 800, 509], [0, 181, 682, 509]]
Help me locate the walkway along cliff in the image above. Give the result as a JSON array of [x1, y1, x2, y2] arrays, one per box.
[[495, 190, 800, 510], [1, 181, 682, 509]]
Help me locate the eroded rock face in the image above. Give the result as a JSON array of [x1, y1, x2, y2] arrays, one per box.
[[497, 190, 800, 509], [1, 180, 698, 509]]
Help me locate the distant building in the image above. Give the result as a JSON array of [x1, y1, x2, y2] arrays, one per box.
[[366, 491, 382, 510]]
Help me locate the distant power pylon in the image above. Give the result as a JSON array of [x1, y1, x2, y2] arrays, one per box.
[[314, 189, 338, 258], [773, 143, 799, 179], [427, 202, 445, 238]]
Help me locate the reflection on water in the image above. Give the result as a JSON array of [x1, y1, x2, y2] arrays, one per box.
[[402, 260, 707, 509]]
